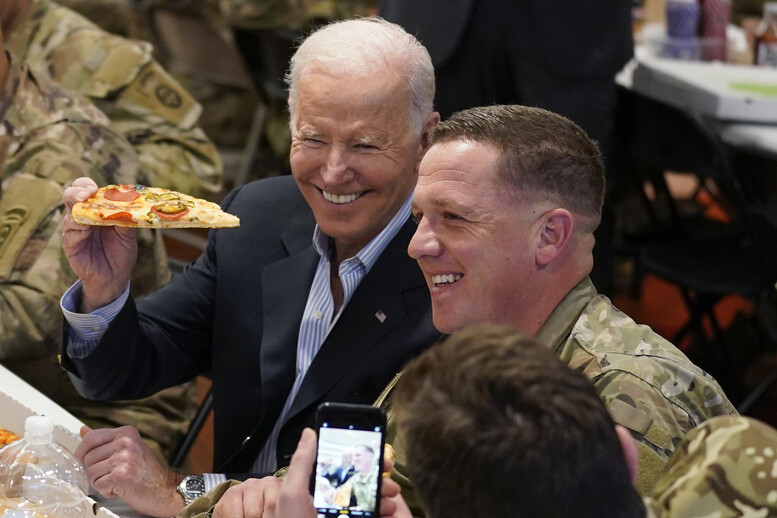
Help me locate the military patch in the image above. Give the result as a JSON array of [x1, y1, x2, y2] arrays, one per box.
[[117, 61, 202, 128], [607, 397, 653, 436], [0, 207, 29, 258], [0, 175, 63, 280], [154, 84, 183, 109]]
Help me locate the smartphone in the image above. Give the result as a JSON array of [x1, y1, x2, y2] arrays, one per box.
[[311, 402, 386, 518]]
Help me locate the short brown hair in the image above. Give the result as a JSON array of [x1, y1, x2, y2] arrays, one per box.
[[392, 325, 644, 518], [430, 105, 605, 219]]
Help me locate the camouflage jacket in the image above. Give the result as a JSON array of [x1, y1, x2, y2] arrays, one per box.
[[645, 415, 777, 517], [6, 0, 223, 199], [0, 58, 194, 460], [374, 277, 737, 516], [218, 0, 377, 30], [535, 277, 737, 494]]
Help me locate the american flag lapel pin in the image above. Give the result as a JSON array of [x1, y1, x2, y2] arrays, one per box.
[[375, 310, 387, 323]]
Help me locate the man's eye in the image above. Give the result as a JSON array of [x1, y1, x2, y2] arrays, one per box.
[[443, 212, 461, 221], [305, 138, 324, 145], [355, 143, 378, 150]]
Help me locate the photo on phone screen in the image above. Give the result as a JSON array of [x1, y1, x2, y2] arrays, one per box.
[[312, 403, 386, 518]]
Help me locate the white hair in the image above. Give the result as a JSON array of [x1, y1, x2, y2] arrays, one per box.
[[285, 17, 435, 135]]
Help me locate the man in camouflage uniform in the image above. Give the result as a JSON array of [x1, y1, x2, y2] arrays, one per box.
[[388, 325, 777, 518], [384, 104, 737, 514], [4, 0, 223, 199], [0, 4, 197, 463]]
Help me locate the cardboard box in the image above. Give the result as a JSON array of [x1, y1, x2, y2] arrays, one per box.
[[0, 363, 122, 518]]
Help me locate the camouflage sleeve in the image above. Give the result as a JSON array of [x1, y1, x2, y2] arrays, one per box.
[[593, 367, 738, 494], [176, 480, 240, 518], [0, 193, 70, 361], [0, 127, 138, 360], [371, 373, 426, 518], [0, 58, 141, 358], [37, 6, 224, 199], [650, 416, 777, 516]]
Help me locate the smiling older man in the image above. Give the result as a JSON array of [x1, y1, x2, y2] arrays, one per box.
[[374, 104, 737, 515], [57, 17, 441, 518]]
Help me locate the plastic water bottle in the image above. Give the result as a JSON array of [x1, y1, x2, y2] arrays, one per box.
[[0, 416, 90, 518]]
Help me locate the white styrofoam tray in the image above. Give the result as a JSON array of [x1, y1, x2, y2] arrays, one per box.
[[0, 363, 122, 518]]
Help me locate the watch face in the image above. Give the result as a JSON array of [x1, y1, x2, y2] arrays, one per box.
[[185, 476, 205, 494]]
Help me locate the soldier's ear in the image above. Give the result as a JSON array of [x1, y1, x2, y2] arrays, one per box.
[[615, 425, 639, 484], [535, 208, 572, 266]]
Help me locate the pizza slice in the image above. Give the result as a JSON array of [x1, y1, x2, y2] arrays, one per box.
[[0, 426, 20, 446], [72, 184, 240, 229]]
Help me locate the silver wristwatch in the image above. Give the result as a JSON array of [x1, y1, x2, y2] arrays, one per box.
[[176, 474, 206, 505]]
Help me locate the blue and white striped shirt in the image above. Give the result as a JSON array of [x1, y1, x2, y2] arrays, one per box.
[[252, 195, 412, 473]]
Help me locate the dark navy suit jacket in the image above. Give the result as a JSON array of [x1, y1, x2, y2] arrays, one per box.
[[62, 176, 441, 473]]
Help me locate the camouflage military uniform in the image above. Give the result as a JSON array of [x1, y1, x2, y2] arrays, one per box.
[[347, 465, 380, 511], [645, 415, 777, 517], [6, 0, 223, 199], [535, 277, 737, 494], [0, 57, 195, 462], [376, 277, 737, 516]]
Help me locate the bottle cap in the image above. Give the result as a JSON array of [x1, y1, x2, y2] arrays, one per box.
[[766, 2, 777, 14], [24, 415, 54, 445]]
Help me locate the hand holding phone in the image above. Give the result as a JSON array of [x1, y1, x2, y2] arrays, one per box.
[[312, 403, 386, 517]]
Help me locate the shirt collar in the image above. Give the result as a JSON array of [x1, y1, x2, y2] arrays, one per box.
[[534, 276, 597, 354], [311, 194, 413, 273]]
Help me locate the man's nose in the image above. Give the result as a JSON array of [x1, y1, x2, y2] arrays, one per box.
[[321, 146, 352, 184], [408, 218, 441, 259]]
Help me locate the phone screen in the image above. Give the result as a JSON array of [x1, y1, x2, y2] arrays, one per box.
[[313, 404, 385, 518]]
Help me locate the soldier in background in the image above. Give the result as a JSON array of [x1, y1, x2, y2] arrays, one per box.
[[0, 2, 198, 463], [4, 0, 223, 200]]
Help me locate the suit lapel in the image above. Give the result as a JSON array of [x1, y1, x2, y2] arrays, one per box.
[[284, 220, 424, 420], [258, 229, 318, 431]]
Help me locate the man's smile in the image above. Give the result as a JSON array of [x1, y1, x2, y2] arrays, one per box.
[[322, 189, 364, 204], [432, 273, 463, 287]]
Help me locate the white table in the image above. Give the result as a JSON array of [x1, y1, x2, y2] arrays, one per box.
[[618, 49, 777, 159]]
